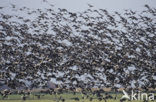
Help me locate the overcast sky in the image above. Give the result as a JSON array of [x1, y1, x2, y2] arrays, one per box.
[[0, 0, 156, 12]]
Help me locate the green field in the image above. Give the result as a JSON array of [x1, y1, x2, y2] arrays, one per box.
[[0, 99, 154, 102], [0, 93, 156, 102], [0, 93, 155, 102]]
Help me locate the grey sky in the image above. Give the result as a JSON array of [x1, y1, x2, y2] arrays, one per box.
[[0, 0, 156, 12]]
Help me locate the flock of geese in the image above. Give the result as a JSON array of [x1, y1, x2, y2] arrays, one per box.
[[0, 1, 156, 99]]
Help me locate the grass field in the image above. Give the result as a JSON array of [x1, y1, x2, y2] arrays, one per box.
[[0, 99, 154, 102], [0, 93, 155, 102]]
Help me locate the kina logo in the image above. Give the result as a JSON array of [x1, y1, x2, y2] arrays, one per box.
[[121, 90, 130, 100]]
